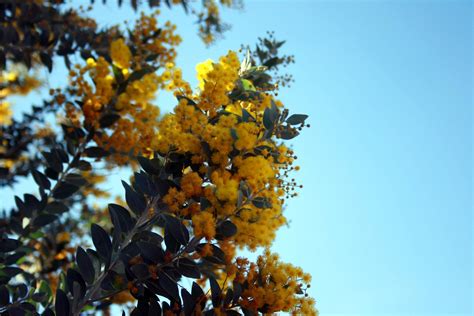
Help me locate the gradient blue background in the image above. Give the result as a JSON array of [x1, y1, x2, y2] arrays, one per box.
[[2, 0, 472, 315]]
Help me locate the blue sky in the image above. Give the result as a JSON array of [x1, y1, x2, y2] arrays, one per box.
[[3, 0, 472, 315]]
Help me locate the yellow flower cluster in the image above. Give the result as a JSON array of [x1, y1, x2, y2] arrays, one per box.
[[233, 251, 317, 315], [196, 51, 240, 115], [131, 12, 181, 67], [191, 211, 216, 240], [0, 67, 41, 126], [0, 102, 13, 126], [110, 38, 132, 69], [62, 12, 182, 165], [156, 50, 299, 252], [0, 68, 41, 100]]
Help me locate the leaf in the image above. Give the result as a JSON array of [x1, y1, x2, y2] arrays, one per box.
[[108, 203, 133, 234], [175, 258, 200, 279], [158, 271, 179, 302], [252, 197, 271, 209], [66, 269, 86, 299], [99, 113, 121, 128], [165, 215, 189, 246], [196, 244, 226, 265], [232, 282, 242, 305], [137, 242, 164, 264], [45, 202, 68, 214], [137, 156, 160, 174], [130, 263, 150, 281], [75, 160, 92, 171], [0, 285, 9, 306], [53, 182, 79, 199], [32, 214, 57, 227], [224, 288, 234, 306], [135, 231, 163, 244], [32, 170, 51, 190], [278, 127, 299, 140], [128, 67, 155, 83], [0, 238, 20, 253], [40, 52, 53, 72], [181, 288, 194, 316], [286, 114, 308, 125], [84, 146, 109, 158], [42, 151, 63, 173], [240, 79, 256, 92], [1, 267, 23, 278], [216, 221, 237, 239], [200, 197, 212, 210], [45, 167, 59, 180], [122, 181, 146, 215], [64, 173, 87, 186], [191, 281, 204, 299], [209, 276, 222, 307], [91, 224, 112, 266], [241, 108, 255, 122], [76, 247, 95, 284], [55, 289, 69, 316], [4, 252, 25, 266], [263, 107, 275, 130]]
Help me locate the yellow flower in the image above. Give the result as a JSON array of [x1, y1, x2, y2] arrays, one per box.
[[0, 102, 13, 125], [196, 59, 214, 90], [191, 211, 216, 240], [110, 38, 132, 69]]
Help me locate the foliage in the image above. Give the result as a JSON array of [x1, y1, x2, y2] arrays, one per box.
[[0, 1, 316, 315]]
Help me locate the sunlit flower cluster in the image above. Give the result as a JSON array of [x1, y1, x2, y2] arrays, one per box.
[[233, 250, 317, 315], [157, 50, 300, 252], [62, 12, 182, 165]]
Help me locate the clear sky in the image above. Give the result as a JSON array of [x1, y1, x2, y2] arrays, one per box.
[[3, 0, 472, 315]]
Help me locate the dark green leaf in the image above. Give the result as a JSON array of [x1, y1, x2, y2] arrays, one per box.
[[216, 221, 237, 239], [192, 281, 204, 300], [175, 257, 200, 279], [84, 146, 109, 158], [64, 173, 87, 186], [137, 242, 164, 264], [200, 197, 211, 210], [165, 215, 189, 246], [0, 285, 9, 306], [53, 182, 79, 199], [99, 113, 121, 128], [122, 181, 146, 215], [40, 52, 53, 72], [263, 107, 275, 130], [128, 67, 155, 83], [0, 238, 20, 253], [108, 203, 133, 234], [33, 214, 57, 227], [1, 267, 23, 278], [241, 108, 255, 122], [91, 224, 112, 266], [55, 289, 69, 316], [209, 276, 222, 307], [45, 202, 68, 214], [286, 114, 308, 125], [252, 197, 271, 209], [158, 271, 179, 302], [42, 151, 63, 173], [76, 247, 95, 284], [181, 288, 194, 315], [137, 156, 160, 174], [131, 263, 150, 281], [32, 170, 51, 190]]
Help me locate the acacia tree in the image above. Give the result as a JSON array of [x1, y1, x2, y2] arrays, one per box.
[[0, 1, 316, 315]]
